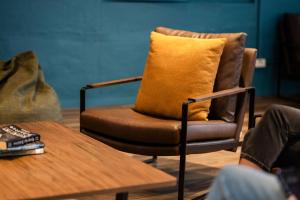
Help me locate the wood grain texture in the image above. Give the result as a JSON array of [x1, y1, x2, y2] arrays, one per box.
[[0, 121, 176, 200]]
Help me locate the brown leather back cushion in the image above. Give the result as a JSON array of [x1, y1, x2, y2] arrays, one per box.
[[155, 27, 247, 122]]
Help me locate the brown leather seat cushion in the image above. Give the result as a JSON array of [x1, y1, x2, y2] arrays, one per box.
[[80, 105, 237, 145]]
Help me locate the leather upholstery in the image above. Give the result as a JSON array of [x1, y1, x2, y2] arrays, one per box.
[[233, 48, 257, 145], [80, 105, 237, 145], [81, 130, 236, 156], [80, 34, 257, 156], [82, 131, 181, 156], [155, 27, 247, 122], [240, 48, 257, 87]]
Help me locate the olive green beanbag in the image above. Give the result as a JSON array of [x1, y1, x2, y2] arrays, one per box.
[[0, 51, 62, 123]]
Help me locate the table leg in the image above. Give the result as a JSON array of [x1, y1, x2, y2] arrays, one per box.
[[116, 192, 128, 200]]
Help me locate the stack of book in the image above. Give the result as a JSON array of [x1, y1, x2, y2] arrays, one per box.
[[0, 125, 44, 157]]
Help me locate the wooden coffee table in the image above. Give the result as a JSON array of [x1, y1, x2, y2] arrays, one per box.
[[0, 121, 176, 200]]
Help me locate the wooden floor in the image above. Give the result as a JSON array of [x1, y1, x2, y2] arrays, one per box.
[[61, 97, 300, 200]]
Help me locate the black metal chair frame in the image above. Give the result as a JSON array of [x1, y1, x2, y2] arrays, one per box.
[[80, 76, 256, 200]]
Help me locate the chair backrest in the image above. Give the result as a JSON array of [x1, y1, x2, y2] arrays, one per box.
[[279, 13, 300, 78], [154, 27, 257, 146], [234, 48, 257, 142], [155, 27, 248, 123]]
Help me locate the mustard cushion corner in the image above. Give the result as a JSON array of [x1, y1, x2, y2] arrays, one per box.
[[134, 32, 226, 121]]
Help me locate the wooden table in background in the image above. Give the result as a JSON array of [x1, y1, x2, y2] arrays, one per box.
[[0, 121, 176, 200]]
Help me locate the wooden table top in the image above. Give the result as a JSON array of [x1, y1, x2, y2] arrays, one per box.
[[0, 121, 176, 200]]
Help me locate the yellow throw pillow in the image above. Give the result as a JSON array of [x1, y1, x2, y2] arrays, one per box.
[[134, 32, 226, 121]]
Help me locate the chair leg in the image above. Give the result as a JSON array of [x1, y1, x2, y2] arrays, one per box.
[[116, 192, 128, 200], [143, 155, 158, 164], [178, 102, 189, 200], [178, 152, 186, 200]]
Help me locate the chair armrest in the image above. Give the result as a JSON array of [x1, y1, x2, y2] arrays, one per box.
[[85, 76, 142, 89], [180, 87, 255, 144], [188, 86, 256, 129], [188, 87, 254, 103], [80, 76, 142, 113]]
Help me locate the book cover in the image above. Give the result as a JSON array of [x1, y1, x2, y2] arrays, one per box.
[[0, 147, 44, 157], [0, 125, 40, 150]]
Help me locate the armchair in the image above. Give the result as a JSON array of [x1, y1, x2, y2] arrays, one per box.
[[80, 30, 257, 200]]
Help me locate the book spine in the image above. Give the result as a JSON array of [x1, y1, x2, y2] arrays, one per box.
[[6, 135, 40, 148], [4, 142, 44, 152], [0, 147, 44, 157]]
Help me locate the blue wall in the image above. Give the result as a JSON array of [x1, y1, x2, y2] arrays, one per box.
[[255, 0, 300, 96], [0, 0, 299, 108]]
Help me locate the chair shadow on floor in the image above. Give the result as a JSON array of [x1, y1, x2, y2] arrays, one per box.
[[78, 156, 222, 200], [124, 155, 225, 200]]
